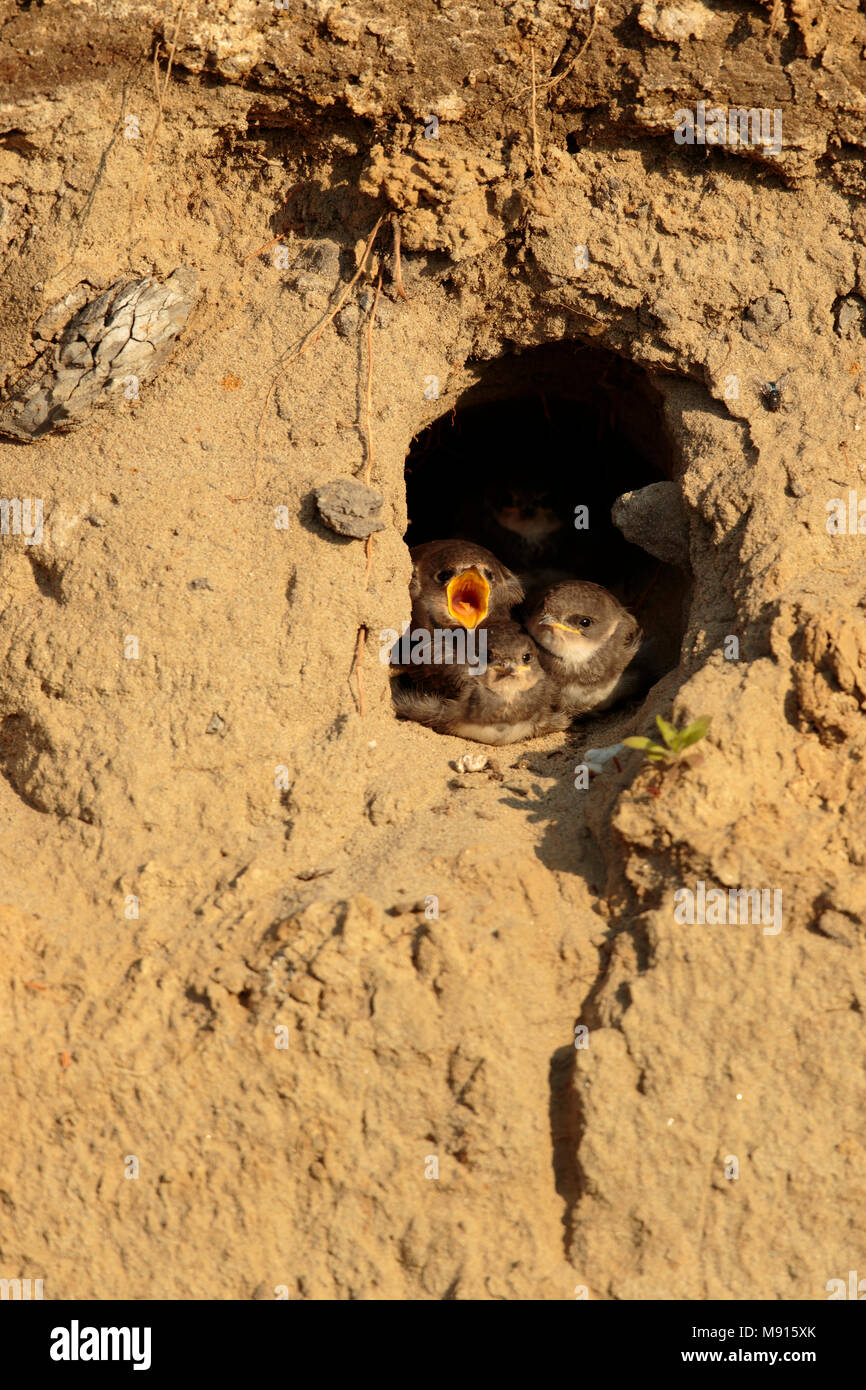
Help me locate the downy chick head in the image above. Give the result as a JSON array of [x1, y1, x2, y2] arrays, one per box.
[[472, 621, 544, 705], [488, 478, 564, 552], [410, 539, 524, 630], [525, 580, 640, 673]]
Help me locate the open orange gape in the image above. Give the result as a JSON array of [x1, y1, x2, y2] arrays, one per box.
[[445, 567, 490, 629]]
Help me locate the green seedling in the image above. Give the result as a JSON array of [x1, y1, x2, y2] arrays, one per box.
[[623, 715, 711, 766]]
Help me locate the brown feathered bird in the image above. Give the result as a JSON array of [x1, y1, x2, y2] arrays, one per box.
[[524, 580, 641, 716], [393, 620, 568, 744], [409, 539, 523, 633]]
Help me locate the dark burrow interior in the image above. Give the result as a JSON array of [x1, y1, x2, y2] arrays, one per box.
[[404, 342, 690, 696]]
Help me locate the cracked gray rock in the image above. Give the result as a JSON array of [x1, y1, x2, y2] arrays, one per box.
[[742, 290, 790, 345], [0, 267, 198, 440], [611, 480, 690, 568], [835, 294, 866, 340], [314, 478, 386, 539]]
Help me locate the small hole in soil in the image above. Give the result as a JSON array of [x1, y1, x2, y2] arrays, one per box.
[[404, 343, 689, 692]]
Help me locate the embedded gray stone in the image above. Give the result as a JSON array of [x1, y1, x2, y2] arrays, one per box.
[[835, 295, 866, 340], [742, 290, 790, 345], [0, 267, 198, 440], [314, 478, 386, 539], [611, 481, 690, 568]]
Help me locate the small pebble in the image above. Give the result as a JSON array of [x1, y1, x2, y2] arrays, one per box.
[[455, 752, 488, 773], [314, 478, 386, 539]]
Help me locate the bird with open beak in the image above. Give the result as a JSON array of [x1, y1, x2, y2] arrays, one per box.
[[393, 621, 569, 744], [455, 472, 568, 574], [524, 580, 642, 716], [409, 539, 524, 634]]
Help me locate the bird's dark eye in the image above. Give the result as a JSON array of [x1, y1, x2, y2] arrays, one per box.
[[435, 568, 455, 584], [569, 615, 593, 629], [482, 568, 493, 582], [522, 652, 532, 664]]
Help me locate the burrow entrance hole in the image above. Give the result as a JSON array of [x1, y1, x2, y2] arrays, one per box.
[[404, 342, 690, 696]]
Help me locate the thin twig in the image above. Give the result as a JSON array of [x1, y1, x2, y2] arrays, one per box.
[[240, 186, 303, 265], [544, 3, 599, 96], [351, 625, 368, 717], [230, 214, 385, 502], [128, 0, 188, 229], [510, 4, 599, 107], [391, 214, 408, 300], [543, 299, 607, 332], [128, 43, 164, 228], [363, 533, 375, 589], [530, 45, 541, 179], [362, 272, 383, 590], [310, 215, 384, 349], [363, 272, 383, 490], [79, 68, 143, 249], [241, 233, 285, 265], [38, 65, 143, 288]]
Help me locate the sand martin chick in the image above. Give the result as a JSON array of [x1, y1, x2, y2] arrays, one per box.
[[525, 580, 641, 716], [457, 473, 567, 573], [409, 539, 524, 633], [393, 621, 568, 744]]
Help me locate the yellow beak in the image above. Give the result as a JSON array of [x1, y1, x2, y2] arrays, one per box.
[[446, 567, 490, 629], [541, 616, 584, 635]]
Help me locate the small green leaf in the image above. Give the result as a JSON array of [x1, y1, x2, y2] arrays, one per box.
[[655, 715, 677, 748], [677, 716, 711, 749], [678, 717, 711, 750], [625, 714, 710, 769]]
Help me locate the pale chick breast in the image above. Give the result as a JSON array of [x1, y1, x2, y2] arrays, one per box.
[[447, 720, 540, 745], [560, 674, 621, 715], [557, 617, 620, 671]]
